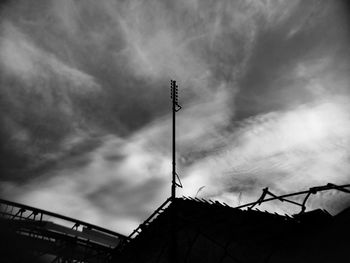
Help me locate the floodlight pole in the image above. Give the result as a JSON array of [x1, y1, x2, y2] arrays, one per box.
[[170, 80, 181, 263], [171, 80, 176, 200], [170, 80, 181, 201]]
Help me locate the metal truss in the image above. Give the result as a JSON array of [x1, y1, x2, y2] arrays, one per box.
[[0, 198, 127, 262], [236, 183, 350, 214], [127, 197, 172, 241]]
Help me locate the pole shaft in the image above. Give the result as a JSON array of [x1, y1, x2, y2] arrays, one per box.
[[171, 81, 176, 201], [170, 80, 177, 263]]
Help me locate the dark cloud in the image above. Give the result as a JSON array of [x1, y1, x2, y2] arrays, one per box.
[[234, 0, 350, 120]]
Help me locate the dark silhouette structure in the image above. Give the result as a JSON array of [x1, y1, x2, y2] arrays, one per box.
[[2, 184, 350, 262], [113, 184, 350, 263], [0, 198, 126, 262], [237, 183, 350, 213]]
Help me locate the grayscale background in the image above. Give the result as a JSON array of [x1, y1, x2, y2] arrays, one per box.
[[0, 0, 349, 234]]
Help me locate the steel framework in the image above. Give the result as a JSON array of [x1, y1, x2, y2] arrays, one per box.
[[0, 198, 127, 262], [236, 183, 350, 213]]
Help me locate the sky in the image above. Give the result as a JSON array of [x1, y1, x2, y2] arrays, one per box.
[[0, 0, 350, 235]]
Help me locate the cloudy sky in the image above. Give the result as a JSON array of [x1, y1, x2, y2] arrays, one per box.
[[0, 0, 350, 235]]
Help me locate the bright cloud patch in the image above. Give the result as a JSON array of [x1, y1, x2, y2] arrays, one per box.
[[185, 97, 350, 211]]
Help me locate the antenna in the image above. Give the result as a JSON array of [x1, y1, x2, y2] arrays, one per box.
[[170, 80, 182, 263], [170, 80, 182, 201]]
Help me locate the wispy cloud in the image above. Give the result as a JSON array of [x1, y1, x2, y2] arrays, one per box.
[[0, 21, 101, 182], [0, 22, 99, 91], [0, 0, 349, 235]]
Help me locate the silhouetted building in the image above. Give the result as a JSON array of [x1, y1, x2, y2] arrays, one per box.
[[114, 197, 350, 263], [2, 191, 350, 262]]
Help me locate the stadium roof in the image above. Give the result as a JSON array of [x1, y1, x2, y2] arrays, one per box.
[[114, 197, 349, 263]]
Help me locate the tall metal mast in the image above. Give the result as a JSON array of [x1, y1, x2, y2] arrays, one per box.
[[170, 80, 182, 201], [170, 80, 182, 263]]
